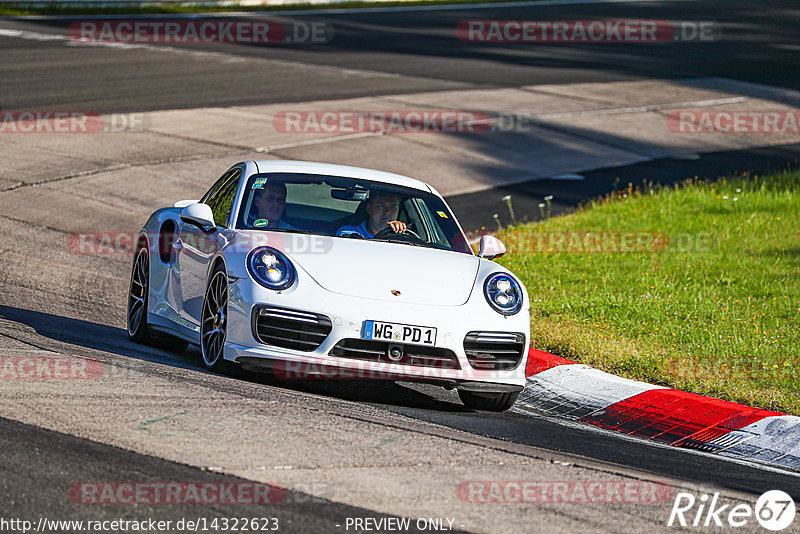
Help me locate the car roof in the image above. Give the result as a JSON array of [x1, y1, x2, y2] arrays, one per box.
[[251, 160, 434, 194]]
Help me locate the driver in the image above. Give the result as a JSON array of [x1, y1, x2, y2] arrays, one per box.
[[336, 192, 407, 238], [248, 183, 296, 230]]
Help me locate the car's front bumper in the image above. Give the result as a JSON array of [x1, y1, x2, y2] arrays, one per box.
[[223, 276, 530, 390]]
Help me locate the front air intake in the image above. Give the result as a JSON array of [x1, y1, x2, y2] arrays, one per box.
[[252, 306, 332, 352], [463, 332, 526, 371], [329, 339, 460, 369]]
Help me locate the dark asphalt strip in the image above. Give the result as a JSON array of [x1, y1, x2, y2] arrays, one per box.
[[446, 142, 800, 233], [2, 1, 800, 112], [0, 415, 445, 533]]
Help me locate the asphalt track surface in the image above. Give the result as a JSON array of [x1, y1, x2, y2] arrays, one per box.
[[0, 416, 440, 533], [2, 0, 800, 112], [2, 0, 800, 531], [3, 0, 800, 229]]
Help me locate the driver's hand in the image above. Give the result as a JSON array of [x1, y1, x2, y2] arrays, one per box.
[[388, 221, 407, 233]]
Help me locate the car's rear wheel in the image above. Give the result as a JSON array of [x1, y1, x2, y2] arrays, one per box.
[[201, 263, 230, 372], [127, 245, 152, 344], [458, 390, 520, 412]]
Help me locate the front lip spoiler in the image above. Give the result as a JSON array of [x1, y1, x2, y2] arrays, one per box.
[[235, 357, 523, 392], [454, 381, 523, 394]]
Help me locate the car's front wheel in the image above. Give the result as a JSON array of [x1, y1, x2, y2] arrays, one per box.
[[201, 263, 231, 372], [458, 390, 520, 412]]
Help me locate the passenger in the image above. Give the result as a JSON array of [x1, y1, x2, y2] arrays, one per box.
[[248, 183, 296, 230]]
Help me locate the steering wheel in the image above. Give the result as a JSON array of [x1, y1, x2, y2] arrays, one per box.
[[373, 225, 424, 243]]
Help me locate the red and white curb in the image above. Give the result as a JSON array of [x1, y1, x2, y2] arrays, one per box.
[[518, 349, 800, 471]]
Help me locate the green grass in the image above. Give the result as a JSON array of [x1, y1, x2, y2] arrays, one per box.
[[0, 0, 544, 16], [496, 170, 800, 414]]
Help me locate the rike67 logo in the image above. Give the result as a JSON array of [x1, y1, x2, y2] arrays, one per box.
[[668, 490, 795, 531]]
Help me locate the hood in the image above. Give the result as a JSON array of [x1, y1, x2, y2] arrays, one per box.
[[285, 236, 480, 305]]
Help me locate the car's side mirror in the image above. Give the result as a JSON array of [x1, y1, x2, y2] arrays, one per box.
[[477, 235, 506, 260], [180, 203, 215, 229], [173, 199, 200, 208]]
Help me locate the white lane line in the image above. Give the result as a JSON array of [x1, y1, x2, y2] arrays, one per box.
[[255, 0, 686, 16], [0, 27, 403, 76], [0, 28, 249, 63], [532, 97, 750, 119], [0, 348, 63, 355], [549, 172, 584, 180], [2, 0, 685, 19], [255, 130, 383, 152], [68, 38, 247, 63], [0, 28, 64, 40], [460, 97, 751, 131]]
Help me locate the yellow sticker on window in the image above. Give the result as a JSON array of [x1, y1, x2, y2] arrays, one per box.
[[437, 211, 448, 218]]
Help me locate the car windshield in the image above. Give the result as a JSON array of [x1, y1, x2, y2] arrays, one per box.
[[236, 173, 471, 254]]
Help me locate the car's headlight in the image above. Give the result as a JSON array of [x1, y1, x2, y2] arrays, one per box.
[[483, 272, 523, 315], [247, 247, 295, 290]]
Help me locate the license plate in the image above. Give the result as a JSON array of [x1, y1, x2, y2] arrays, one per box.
[[362, 320, 437, 345]]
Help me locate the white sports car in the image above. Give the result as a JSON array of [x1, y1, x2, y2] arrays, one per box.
[[127, 160, 530, 411]]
